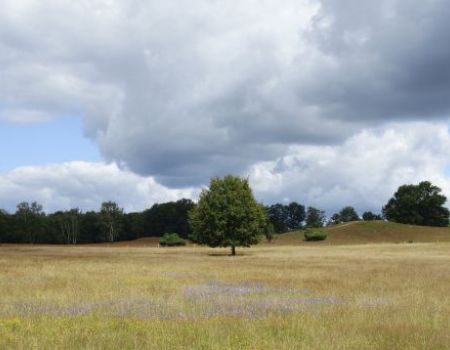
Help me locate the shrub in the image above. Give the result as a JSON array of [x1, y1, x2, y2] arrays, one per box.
[[304, 231, 328, 241], [159, 233, 186, 247]]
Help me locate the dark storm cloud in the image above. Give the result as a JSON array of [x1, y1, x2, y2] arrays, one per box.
[[303, 0, 450, 122]]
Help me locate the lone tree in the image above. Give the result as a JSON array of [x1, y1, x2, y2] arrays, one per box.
[[189, 175, 267, 255], [382, 181, 450, 227]]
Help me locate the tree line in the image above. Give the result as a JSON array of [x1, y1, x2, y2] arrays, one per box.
[[0, 199, 195, 244], [0, 180, 448, 244], [0, 199, 332, 244]]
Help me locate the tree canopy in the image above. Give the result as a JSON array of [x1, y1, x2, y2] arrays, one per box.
[[99, 201, 124, 242], [328, 213, 342, 225], [305, 206, 326, 228], [382, 181, 450, 227], [143, 199, 195, 238], [329, 206, 359, 225], [267, 202, 305, 232], [15, 201, 45, 243], [188, 175, 266, 255], [0, 199, 196, 244], [362, 211, 382, 221], [339, 206, 360, 222]]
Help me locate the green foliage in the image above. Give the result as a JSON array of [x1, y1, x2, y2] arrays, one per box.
[[50, 209, 81, 244], [0, 198, 200, 244], [329, 213, 342, 225], [383, 181, 450, 227], [267, 202, 305, 232], [305, 207, 326, 228], [331, 209, 379, 225], [15, 201, 46, 243], [0, 210, 12, 243], [362, 211, 382, 221], [122, 212, 145, 241], [304, 231, 328, 241], [264, 223, 275, 242], [79, 211, 102, 243], [267, 204, 288, 232], [100, 201, 124, 242], [189, 175, 267, 255], [143, 199, 195, 238], [159, 233, 186, 247], [339, 206, 360, 222], [0, 199, 194, 244]]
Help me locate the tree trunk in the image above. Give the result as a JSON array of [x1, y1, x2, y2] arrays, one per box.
[[231, 245, 236, 256]]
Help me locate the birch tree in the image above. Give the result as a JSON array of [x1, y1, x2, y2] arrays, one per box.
[[100, 201, 124, 242]]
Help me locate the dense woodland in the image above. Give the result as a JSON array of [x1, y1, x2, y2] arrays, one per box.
[[0, 181, 448, 244], [0, 199, 195, 244]]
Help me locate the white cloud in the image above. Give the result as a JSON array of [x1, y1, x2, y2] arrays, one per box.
[[249, 122, 450, 214], [0, 162, 197, 213], [0, 108, 52, 123]]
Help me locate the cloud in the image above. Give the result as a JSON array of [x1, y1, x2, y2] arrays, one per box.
[[1, 0, 450, 188], [1, 122, 449, 216], [249, 121, 450, 214], [303, 0, 450, 122], [0, 162, 197, 213], [0, 108, 53, 123]]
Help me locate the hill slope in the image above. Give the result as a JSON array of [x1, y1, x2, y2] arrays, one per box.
[[271, 220, 450, 245]]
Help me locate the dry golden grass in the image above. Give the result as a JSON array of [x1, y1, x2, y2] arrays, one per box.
[[1, 240, 450, 349]]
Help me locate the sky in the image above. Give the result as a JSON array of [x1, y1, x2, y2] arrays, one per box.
[[1, 0, 450, 214]]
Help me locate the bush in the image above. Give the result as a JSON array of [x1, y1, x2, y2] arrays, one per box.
[[159, 233, 186, 247], [304, 231, 328, 241]]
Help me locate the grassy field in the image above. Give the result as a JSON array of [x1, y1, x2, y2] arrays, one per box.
[[1, 236, 450, 349], [86, 221, 450, 248]]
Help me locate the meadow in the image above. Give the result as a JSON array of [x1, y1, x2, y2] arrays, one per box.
[[1, 225, 450, 350]]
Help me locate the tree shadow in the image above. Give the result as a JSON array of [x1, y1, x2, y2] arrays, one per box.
[[206, 252, 247, 257]]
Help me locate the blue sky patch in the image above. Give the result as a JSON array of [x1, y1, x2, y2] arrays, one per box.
[[0, 117, 100, 172]]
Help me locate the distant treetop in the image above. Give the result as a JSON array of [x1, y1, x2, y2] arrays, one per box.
[[383, 181, 450, 227]]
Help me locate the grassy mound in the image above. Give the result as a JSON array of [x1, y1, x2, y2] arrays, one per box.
[[271, 221, 450, 245]]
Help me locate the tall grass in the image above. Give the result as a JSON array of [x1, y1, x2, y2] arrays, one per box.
[[0, 243, 449, 349]]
